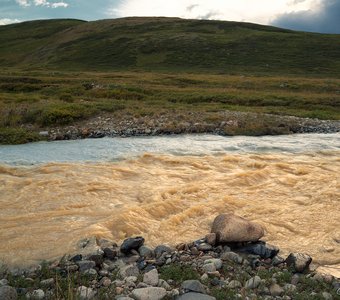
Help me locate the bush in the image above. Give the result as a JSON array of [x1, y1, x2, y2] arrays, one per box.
[[0, 127, 42, 145]]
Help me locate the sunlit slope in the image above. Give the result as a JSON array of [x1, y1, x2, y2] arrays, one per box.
[[0, 17, 340, 75]]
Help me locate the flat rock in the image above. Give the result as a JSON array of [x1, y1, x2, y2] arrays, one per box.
[[286, 253, 312, 273], [77, 260, 96, 272], [181, 280, 206, 294], [176, 292, 216, 300], [211, 213, 264, 242], [121, 237, 145, 254], [131, 287, 167, 300], [0, 286, 17, 300]]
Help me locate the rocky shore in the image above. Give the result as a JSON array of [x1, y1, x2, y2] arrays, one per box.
[[35, 111, 340, 141], [0, 214, 339, 300]]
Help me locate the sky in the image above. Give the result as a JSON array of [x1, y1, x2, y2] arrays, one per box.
[[0, 0, 339, 34]]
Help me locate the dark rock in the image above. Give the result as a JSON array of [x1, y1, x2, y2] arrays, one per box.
[[70, 254, 83, 262], [77, 260, 96, 272], [103, 247, 117, 260], [205, 233, 217, 246], [238, 242, 279, 259], [181, 280, 206, 294], [286, 253, 312, 273], [89, 254, 104, 266], [120, 237, 145, 254], [139, 246, 154, 258]]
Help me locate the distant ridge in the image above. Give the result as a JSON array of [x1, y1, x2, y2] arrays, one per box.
[[1, 17, 340, 76]]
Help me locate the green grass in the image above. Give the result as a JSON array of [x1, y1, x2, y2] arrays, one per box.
[[159, 264, 200, 283], [0, 17, 340, 76]]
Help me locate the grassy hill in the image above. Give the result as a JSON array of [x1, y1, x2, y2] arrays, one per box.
[[1, 17, 340, 76]]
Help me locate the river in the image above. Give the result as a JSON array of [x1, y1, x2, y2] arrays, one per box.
[[0, 134, 339, 276]]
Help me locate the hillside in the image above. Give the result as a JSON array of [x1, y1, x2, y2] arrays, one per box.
[[1, 17, 340, 76]]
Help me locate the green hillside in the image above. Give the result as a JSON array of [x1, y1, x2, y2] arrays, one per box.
[[1, 17, 340, 76]]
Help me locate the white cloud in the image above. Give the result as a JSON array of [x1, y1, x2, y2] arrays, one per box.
[[109, 0, 317, 25], [0, 18, 21, 25], [16, 0, 69, 8]]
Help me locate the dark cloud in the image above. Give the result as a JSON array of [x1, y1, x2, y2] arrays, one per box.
[[272, 0, 340, 34]]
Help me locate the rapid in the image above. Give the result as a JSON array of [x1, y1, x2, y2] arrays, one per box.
[[0, 134, 339, 276]]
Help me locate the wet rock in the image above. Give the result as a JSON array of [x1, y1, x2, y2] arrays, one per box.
[[181, 280, 206, 294], [211, 213, 264, 242], [77, 286, 96, 300], [131, 287, 167, 300], [238, 242, 279, 259], [121, 237, 145, 254], [143, 269, 159, 286], [26, 289, 45, 300], [0, 286, 17, 300], [269, 283, 284, 296], [245, 276, 261, 289], [176, 292, 216, 300], [154, 245, 172, 258], [286, 253, 312, 273]]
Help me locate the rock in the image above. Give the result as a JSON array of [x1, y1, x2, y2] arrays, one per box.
[[197, 243, 213, 251], [204, 259, 223, 270], [322, 292, 333, 300], [26, 289, 45, 300], [77, 260, 96, 272], [143, 269, 159, 286], [238, 242, 279, 259], [228, 280, 242, 289], [269, 284, 284, 296], [286, 253, 312, 273], [211, 213, 264, 242], [103, 247, 117, 259], [181, 280, 206, 294], [245, 276, 261, 289], [291, 274, 300, 285], [83, 268, 97, 277], [39, 131, 49, 137], [202, 263, 216, 273], [100, 277, 111, 287], [121, 237, 145, 254], [0, 286, 17, 300], [272, 255, 285, 266], [205, 233, 217, 246], [284, 284, 297, 293], [154, 245, 172, 258], [220, 251, 243, 264], [158, 279, 171, 291], [176, 292, 216, 300], [0, 279, 9, 286], [139, 246, 154, 258], [201, 274, 209, 281], [77, 236, 103, 258], [77, 286, 96, 300], [40, 278, 54, 287], [131, 287, 167, 300], [119, 264, 140, 278]]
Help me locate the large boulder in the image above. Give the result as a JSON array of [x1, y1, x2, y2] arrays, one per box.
[[286, 253, 312, 273], [211, 214, 264, 243]]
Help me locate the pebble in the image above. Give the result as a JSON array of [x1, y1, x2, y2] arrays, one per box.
[[269, 283, 284, 296], [181, 280, 206, 294], [245, 276, 261, 289], [26, 289, 45, 300], [131, 287, 167, 300], [176, 292, 216, 300], [143, 269, 159, 286]]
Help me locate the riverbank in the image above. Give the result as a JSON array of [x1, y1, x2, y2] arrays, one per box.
[[0, 214, 339, 300]]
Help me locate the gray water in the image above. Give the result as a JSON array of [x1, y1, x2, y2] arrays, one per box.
[[0, 133, 339, 165]]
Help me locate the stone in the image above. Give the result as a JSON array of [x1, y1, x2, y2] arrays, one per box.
[[0, 279, 9, 286], [77, 237, 103, 258], [143, 269, 159, 286], [228, 280, 242, 289], [100, 277, 112, 287], [26, 289, 45, 300], [40, 278, 54, 287], [322, 292, 333, 300], [158, 279, 171, 291], [204, 259, 223, 270], [201, 274, 209, 281], [202, 263, 216, 273], [77, 286, 96, 300], [131, 287, 167, 300], [176, 292, 216, 300], [83, 268, 97, 277], [211, 213, 264, 242], [139, 246, 154, 258], [269, 284, 284, 296], [272, 255, 285, 266], [245, 276, 261, 289], [286, 253, 312, 273], [0, 286, 17, 300], [283, 284, 297, 293], [154, 245, 172, 258], [103, 247, 117, 260], [205, 233, 217, 246], [181, 280, 206, 294], [119, 264, 140, 278], [238, 242, 279, 259], [77, 260, 96, 272], [220, 251, 243, 264], [197, 243, 213, 251], [121, 237, 145, 254]]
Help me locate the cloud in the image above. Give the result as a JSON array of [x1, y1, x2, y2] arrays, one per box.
[[0, 18, 21, 25], [272, 0, 340, 33], [15, 0, 69, 8]]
